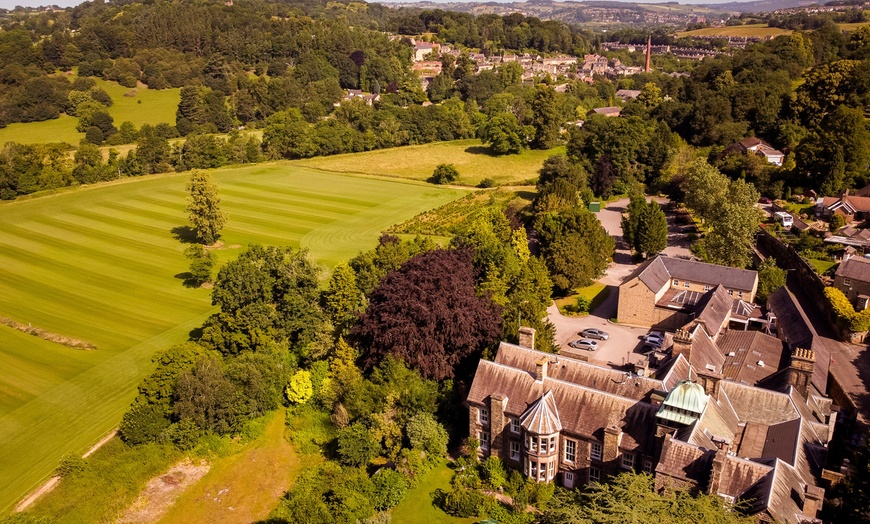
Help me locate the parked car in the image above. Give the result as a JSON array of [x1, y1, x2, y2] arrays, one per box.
[[580, 328, 609, 340], [758, 197, 772, 204], [642, 332, 664, 347], [568, 339, 599, 351]]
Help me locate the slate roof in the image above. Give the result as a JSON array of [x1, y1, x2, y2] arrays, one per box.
[[682, 323, 726, 375], [835, 256, 870, 283], [718, 331, 786, 385], [655, 436, 713, 483], [694, 285, 734, 339], [766, 287, 830, 393], [520, 390, 562, 435], [630, 256, 757, 294]]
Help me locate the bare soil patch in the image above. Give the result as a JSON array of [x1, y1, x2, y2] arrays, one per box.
[[116, 459, 210, 524]]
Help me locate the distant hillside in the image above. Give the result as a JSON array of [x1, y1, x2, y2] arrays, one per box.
[[698, 0, 818, 12]]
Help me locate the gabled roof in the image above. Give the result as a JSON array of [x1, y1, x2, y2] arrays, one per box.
[[718, 330, 786, 386], [694, 285, 733, 339], [627, 256, 758, 294], [739, 137, 768, 150], [520, 390, 562, 435], [766, 287, 830, 393], [836, 256, 870, 283]]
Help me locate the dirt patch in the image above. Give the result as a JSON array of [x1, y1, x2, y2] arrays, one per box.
[[200, 282, 214, 289], [0, 316, 97, 350], [204, 241, 225, 251], [116, 458, 210, 524], [229, 244, 241, 249]]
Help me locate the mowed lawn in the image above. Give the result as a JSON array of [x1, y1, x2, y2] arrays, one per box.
[[294, 139, 564, 186], [0, 164, 466, 513], [676, 24, 794, 38], [0, 77, 180, 146]]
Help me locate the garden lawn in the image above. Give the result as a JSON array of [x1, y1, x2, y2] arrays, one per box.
[[555, 282, 610, 316], [0, 163, 465, 513], [0, 78, 180, 146], [294, 139, 564, 187], [390, 460, 477, 524]]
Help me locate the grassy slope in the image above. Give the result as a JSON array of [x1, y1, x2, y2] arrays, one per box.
[[676, 24, 793, 38], [158, 409, 307, 524], [0, 78, 180, 146], [0, 164, 465, 513], [294, 139, 564, 186], [390, 460, 476, 524]]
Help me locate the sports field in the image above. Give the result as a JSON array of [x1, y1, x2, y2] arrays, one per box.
[[0, 163, 465, 513], [676, 24, 793, 38], [294, 139, 564, 186], [0, 77, 180, 146]]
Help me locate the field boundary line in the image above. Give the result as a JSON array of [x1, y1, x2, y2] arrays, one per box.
[[14, 428, 118, 513]]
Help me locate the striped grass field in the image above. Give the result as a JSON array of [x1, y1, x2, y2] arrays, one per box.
[[676, 24, 794, 38], [0, 163, 466, 513]]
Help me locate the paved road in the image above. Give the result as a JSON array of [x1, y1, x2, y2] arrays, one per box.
[[548, 197, 690, 364]]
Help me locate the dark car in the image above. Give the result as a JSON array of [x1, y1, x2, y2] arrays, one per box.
[[580, 328, 610, 340], [758, 197, 771, 204]]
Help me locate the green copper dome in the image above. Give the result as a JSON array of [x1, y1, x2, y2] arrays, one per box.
[[656, 380, 708, 426]]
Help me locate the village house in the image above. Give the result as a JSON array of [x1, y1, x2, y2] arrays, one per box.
[[335, 89, 379, 106], [588, 106, 622, 118], [617, 256, 759, 329], [731, 137, 785, 166], [467, 316, 834, 524], [615, 89, 642, 101], [833, 255, 870, 310], [815, 189, 870, 222], [412, 42, 440, 62]]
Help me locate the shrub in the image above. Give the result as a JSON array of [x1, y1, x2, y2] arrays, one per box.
[[481, 456, 507, 490], [371, 468, 408, 510], [405, 412, 448, 462], [119, 402, 172, 445], [338, 422, 381, 467], [55, 453, 87, 478], [429, 163, 459, 185], [286, 370, 313, 404], [830, 213, 846, 231], [435, 486, 488, 517], [478, 177, 496, 188]]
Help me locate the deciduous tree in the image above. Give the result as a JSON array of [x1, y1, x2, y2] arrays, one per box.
[[185, 170, 227, 245]]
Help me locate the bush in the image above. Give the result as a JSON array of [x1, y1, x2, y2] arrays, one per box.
[[478, 177, 496, 188], [119, 402, 171, 445], [337, 422, 381, 467], [429, 163, 459, 185], [55, 453, 87, 478], [435, 486, 489, 517], [85, 126, 104, 145], [371, 468, 408, 510], [830, 213, 846, 231], [481, 456, 507, 490]]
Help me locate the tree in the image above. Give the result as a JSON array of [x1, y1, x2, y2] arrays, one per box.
[[830, 213, 846, 232], [530, 84, 560, 149], [286, 370, 313, 404], [535, 208, 615, 293], [480, 112, 527, 155], [352, 248, 503, 381], [337, 422, 380, 467], [174, 355, 246, 435], [534, 155, 588, 213], [430, 163, 459, 185], [634, 201, 668, 258], [405, 412, 448, 460], [542, 472, 754, 524], [322, 263, 365, 335], [186, 170, 227, 245], [756, 257, 786, 302], [681, 160, 729, 224], [701, 179, 762, 268], [184, 244, 216, 286]]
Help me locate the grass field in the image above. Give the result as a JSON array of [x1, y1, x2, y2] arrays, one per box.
[[159, 409, 310, 524], [0, 164, 465, 513], [555, 282, 610, 316], [0, 77, 180, 146], [294, 139, 565, 187], [676, 24, 793, 38], [390, 460, 476, 524]]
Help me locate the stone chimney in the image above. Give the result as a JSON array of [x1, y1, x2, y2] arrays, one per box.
[[519, 326, 536, 349], [603, 425, 622, 477], [672, 327, 693, 363], [489, 394, 509, 459], [634, 358, 650, 378], [535, 356, 548, 382], [788, 348, 816, 399], [707, 447, 728, 496], [803, 485, 824, 519], [697, 369, 723, 401]]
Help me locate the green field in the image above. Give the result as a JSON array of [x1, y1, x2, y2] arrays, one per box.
[[0, 164, 465, 513], [676, 24, 793, 38], [0, 77, 180, 146], [294, 139, 565, 186], [390, 460, 476, 524]]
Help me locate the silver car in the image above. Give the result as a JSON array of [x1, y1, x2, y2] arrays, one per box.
[[568, 339, 599, 351], [580, 328, 609, 340]]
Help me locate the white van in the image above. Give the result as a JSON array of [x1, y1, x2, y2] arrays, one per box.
[[774, 211, 793, 228]]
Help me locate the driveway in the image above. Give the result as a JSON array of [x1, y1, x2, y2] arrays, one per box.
[[546, 197, 691, 362]]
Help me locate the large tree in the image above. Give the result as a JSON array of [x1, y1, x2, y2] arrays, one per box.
[[186, 170, 227, 245], [530, 84, 561, 149], [535, 208, 615, 293], [542, 472, 754, 524], [623, 195, 668, 259], [480, 112, 528, 155], [352, 248, 503, 381]]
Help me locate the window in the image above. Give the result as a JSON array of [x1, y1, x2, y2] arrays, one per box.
[[672, 279, 679, 287], [479, 408, 489, 424], [530, 461, 538, 477], [548, 461, 556, 479], [565, 440, 576, 462], [590, 442, 602, 461], [529, 436, 538, 452], [728, 289, 734, 296], [704, 284, 711, 292], [510, 441, 521, 461], [737, 291, 743, 299], [621, 452, 635, 469], [643, 459, 653, 474], [549, 436, 556, 452], [684, 281, 690, 288], [845, 278, 853, 286], [479, 431, 490, 450], [510, 417, 520, 434], [589, 467, 601, 482], [563, 471, 575, 488], [540, 461, 547, 480]]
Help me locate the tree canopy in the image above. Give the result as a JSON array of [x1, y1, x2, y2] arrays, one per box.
[[535, 208, 616, 293], [185, 170, 227, 245]]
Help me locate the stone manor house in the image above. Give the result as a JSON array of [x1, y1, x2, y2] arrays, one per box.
[[468, 259, 839, 523]]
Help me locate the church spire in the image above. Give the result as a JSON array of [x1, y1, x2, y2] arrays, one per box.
[[645, 36, 652, 73]]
